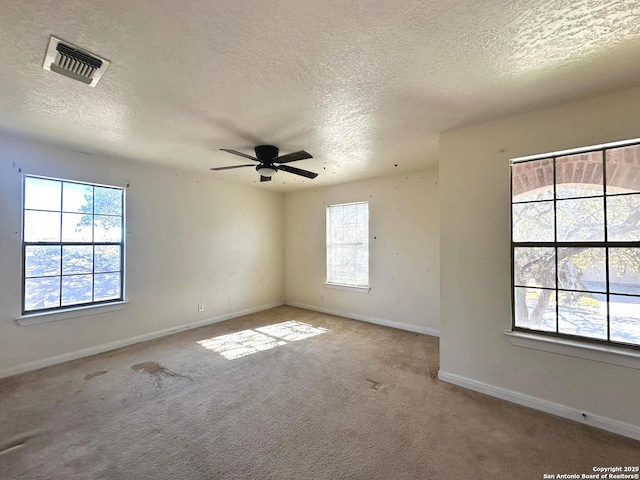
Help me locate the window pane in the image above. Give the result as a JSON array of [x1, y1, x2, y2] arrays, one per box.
[[355, 245, 368, 268], [610, 295, 640, 346], [355, 266, 368, 286], [343, 245, 356, 270], [556, 198, 604, 241], [95, 273, 121, 301], [25, 277, 60, 311], [327, 245, 343, 283], [330, 205, 344, 226], [343, 271, 356, 286], [343, 204, 356, 225], [356, 222, 368, 244], [558, 291, 607, 340], [24, 177, 61, 211], [327, 268, 343, 285], [555, 152, 603, 199], [62, 213, 93, 242], [328, 245, 342, 268], [558, 247, 605, 292], [514, 287, 556, 332], [512, 201, 554, 242], [606, 194, 640, 241], [24, 210, 61, 242], [514, 247, 555, 288], [95, 245, 121, 273], [609, 248, 640, 295], [25, 246, 61, 277], [606, 145, 640, 195], [94, 187, 122, 215], [94, 216, 122, 242], [343, 224, 356, 243], [356, 202, 369, 225], [63, 182, 93, 213], [331, 244, 355, 285], [62, 246, 93, 275], [61, 274, 93, 306], [511, 159, 554, 202], [330, 225, 343, 244]]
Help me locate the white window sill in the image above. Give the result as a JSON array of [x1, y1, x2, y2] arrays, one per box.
[[504, 330, 640, 370], [324, 282, 371, 293], [16, 301, 128, 326]]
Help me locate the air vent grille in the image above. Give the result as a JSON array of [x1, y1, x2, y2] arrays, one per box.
[[43, 36, 110, 87]]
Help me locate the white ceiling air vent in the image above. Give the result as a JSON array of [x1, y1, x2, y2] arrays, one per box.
[[42, 36, 110, 87]]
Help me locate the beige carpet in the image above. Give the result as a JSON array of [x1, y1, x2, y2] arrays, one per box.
[[1, 306, 638, 479]]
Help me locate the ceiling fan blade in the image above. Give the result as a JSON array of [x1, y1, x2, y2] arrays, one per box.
[[277, 164, 318, 179], [210, 164, 255, 171], [220, 149, 258, 161], [260, 175, 272, 182], [274, 150, 312, 163]]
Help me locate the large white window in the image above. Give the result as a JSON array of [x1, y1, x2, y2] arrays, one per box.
[[326, 202, 369, 288], [511, 142, 640, 348], [22, 175, 124, 314]]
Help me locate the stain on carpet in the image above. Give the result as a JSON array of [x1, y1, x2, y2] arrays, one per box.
[[400, 363, 429, 377], [131, 362, 192, 389], [387, 362, 438, 379], [84, 370, 108, 381], [0, 376, 22, 396], [365, 378, 382, 390]]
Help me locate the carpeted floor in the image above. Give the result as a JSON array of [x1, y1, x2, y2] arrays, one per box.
[[1, 306, 638, 479]]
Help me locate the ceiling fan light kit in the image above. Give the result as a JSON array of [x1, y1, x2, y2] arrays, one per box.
[[212, 145, 318, 182], [256, 166, 277, 177]]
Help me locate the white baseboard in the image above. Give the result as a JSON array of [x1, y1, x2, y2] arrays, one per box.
[[0, 302, 284, 380], [285, 301, 440, 337], [438, 370, 640, 441]]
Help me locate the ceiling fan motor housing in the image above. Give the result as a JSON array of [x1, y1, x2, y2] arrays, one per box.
[[255, 145, 279, 162]]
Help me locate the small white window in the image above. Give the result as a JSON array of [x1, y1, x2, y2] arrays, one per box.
[[22, 175, 125, 314], [326, 202, 369, 287]]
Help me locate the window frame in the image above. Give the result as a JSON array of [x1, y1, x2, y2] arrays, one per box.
[[325, 201, 370, 289], [21, 174, 125, 315], [510, 140, 640, 350]]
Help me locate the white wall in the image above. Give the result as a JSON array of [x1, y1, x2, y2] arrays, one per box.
[[0, 133, 284, 377], [439, 85, 640, 436], [284, 169, 440, 335]]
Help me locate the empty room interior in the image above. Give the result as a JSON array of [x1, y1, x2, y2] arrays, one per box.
[[1, 1, 640, 479]]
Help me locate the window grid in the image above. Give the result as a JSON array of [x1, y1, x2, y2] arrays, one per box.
[[602, 149, 610, 341], [511, 142, 640, 349], [22, 176, 124, 314], [326, 202, 369, 288]]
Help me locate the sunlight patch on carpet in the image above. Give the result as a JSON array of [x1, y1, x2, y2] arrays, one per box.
[[197, 321, 328, 359], [256, 320, 327, 341]]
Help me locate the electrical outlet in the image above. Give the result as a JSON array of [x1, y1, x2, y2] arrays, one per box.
[[198, 304, 204, 313]]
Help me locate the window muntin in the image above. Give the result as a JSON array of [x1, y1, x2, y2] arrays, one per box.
[[326, 202, 369, 288], [22, 175, 124, 314], [511, 144, 640, 348]]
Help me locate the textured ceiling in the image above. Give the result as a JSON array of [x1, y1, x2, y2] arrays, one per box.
[[1, 0, 640, 191]]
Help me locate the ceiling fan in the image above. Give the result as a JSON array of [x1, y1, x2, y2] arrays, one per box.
[[211, 145, 318, 182]]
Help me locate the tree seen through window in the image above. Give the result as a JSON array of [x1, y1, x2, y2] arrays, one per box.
[[22, 176, 124, 313]]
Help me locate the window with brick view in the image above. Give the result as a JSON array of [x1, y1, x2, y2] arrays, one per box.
[[511, 143, 640, 347]]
